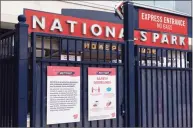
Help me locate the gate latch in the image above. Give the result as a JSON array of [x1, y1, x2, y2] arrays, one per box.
[[121, 103, 125, 117]]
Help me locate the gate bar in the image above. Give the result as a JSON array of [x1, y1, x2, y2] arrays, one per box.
[[15, 15, 29, 126], [123, 2, 136, 127]]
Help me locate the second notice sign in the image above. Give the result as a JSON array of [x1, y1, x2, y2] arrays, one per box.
[[47, 66, 80, 125], [88, 67, 116, 121]]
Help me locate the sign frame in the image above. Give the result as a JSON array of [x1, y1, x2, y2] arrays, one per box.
[[88, 67, 117, 121], [46, 66, 81, 125]]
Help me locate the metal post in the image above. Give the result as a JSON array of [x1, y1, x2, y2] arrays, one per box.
[[123, 2, 136, 127], [15, 15, 29, 127]]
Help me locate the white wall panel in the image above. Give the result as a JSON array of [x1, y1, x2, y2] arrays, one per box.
[[1, 1, 118, 28]]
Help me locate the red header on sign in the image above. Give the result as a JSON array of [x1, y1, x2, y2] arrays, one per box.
[[47, 66, 80, 76], [24, 9, 123, 41], [138, 9, 188, 35], [134, 30, 189, 50], [88, 67, 116, 76]]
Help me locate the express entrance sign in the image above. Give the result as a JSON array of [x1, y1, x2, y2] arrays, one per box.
[[139, 9, 188, 35], [123, 2, 192, 127]]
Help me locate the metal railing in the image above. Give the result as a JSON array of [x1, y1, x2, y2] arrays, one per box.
[[135, 45, 192, 127], [0, 30, 17, 127]]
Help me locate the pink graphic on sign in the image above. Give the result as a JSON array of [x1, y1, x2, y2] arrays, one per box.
[[111, 113, 115, 117], [73, 114, 78, 119], [92, 87, 100, 93]]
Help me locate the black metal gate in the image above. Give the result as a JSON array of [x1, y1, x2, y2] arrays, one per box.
[[29, 32, 127, 127], [0, 30, 17, 127], [0, 15, 29, 127], [0, 9, 192, 127], [135, 45, 192, 127]]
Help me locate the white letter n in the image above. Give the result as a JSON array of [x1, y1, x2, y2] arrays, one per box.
[[32, 15, 45, 30]]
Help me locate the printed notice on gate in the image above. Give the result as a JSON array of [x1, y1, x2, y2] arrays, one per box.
[[88, 67, 116, 121], [47, 66, 80, 124]]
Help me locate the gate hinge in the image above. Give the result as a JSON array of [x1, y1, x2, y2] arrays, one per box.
[[28, 47, 32, 53]]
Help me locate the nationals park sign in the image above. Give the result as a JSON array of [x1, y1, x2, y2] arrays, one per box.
[[24, 8, 189, 50]]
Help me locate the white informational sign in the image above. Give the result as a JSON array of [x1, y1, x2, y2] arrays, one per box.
[[47, 66, 80, 124], [60, 55, 81, 61], [88, 67, 116, 121]]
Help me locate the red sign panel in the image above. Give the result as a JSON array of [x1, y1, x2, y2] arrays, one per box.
[[24, 9, 123, 41], [24, 9, 189, 50], [134, 30, 189, 50], [139, 9, 188, 35]]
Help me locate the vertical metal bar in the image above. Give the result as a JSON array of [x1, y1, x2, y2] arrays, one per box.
[[8, 36, 11, 126], [3, 38, 6, 126], [156, 48, 159, 127], [31, 33, 37, 127], [166, 50, 169, 127], [116, 43, 119, 64], [123, 3, 136, 126], [145, 47, 148, 127], [41, 37, 44, 59], [116, 42, 119, 127], [15, 17, 29, 127], [89, 41, 92, 128], [75, 40, 77, 62], [5, 38, 8, 126], [50, 37, 52, 59], [10, 35, 14, 126], [2, 38, 5, 126], [78, 40, 83, 128], [0, 39, 2, 126], [0, 66, 1, 126], [122, 40, 128, 127], [41, 36, 46, 127], [5, 51, 8, 126], [109, 42, 113, 127], [175, 50, 179, 127], [65, 39, 69, 128], [67, 39, 69, 61], [188, 63, 192, 127], [140, 47, 143, 127], [41, 35, 45, 125], [89, 41, 91, 61], [81, 41, 85, 128], [82, 41, 84, 62], [56, 38, 61, 128], [3, 39, 5, 59], [184, 51, 188, 127], [180, 51, 183, 127], [103, 43, 106, 64], [11, 35, 14, 126], [135, 46, 141, 127], [161, 49, 164, 127], [96, 41, 99, 128], [0, 39, 1, 126], [0, 39, 1, 58], [13, 34, 18, 126], [58, 38, 62, 60], [110, 43, 112, 63], [151, 48, 154, 127], [97, 42, 99, 62], [73, 40, 77, 128], [171, 50, 174, 126]]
